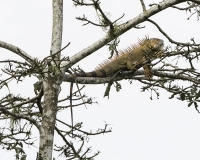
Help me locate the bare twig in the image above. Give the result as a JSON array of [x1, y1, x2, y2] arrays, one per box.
[[76, 15, 105, 26], [72, 0, 95, 6], [147, 19, 200, 46]]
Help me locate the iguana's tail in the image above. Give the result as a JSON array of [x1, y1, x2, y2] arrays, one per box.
[[75, 69, 108, 77]]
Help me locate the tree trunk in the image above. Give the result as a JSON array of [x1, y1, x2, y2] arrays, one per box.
[[38, 0, 63, 159]]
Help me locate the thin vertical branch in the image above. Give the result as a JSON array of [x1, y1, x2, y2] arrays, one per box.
[[51, 0, 63, 56], [140, 0, 146, 11]]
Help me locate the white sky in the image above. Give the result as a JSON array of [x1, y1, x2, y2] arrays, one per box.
[[1, 0, 200, 160]]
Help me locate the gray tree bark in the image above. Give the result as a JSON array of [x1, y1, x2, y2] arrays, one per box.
[[38, 0, 63, 159]]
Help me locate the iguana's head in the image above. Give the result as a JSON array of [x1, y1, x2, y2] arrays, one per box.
[[138, 37, 164, 61], [147, 38, 164, 58], [149, 38, 164, 52]]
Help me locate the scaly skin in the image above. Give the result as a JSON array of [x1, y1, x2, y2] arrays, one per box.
[[75, 36, 164, 78]]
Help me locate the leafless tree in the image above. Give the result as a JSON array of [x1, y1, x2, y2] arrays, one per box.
[[0, 0, 200, 160]]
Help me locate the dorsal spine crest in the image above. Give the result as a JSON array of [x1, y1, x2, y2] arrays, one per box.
[[75, 36, 164, 78], [94, 36, 150, 71]]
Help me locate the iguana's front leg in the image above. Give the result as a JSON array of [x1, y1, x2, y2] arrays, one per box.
[[142, 50, 164, 78], [143, 64, 152, 78]]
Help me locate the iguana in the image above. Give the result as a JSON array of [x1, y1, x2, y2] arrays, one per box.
[[69, 36, 164, 135], [74, 36, 164, 78]]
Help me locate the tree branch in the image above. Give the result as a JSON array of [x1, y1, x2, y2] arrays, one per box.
[[62, 68, 200, 84], [0, 40, 34, 64], [190, 0, 200, 5]]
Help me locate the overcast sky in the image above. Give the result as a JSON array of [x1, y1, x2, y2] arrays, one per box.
[[1, 0, 200, 160]]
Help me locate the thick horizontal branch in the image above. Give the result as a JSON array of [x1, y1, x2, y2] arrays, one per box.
[[153, 69, 200, 83], [63, 68, 200, 84], [60, 0, 185, 72], [0, 40, 34, 64]]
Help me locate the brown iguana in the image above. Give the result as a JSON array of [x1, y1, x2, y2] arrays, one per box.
[[69, 36, 164, 135], [74, 36, 164, 78]]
